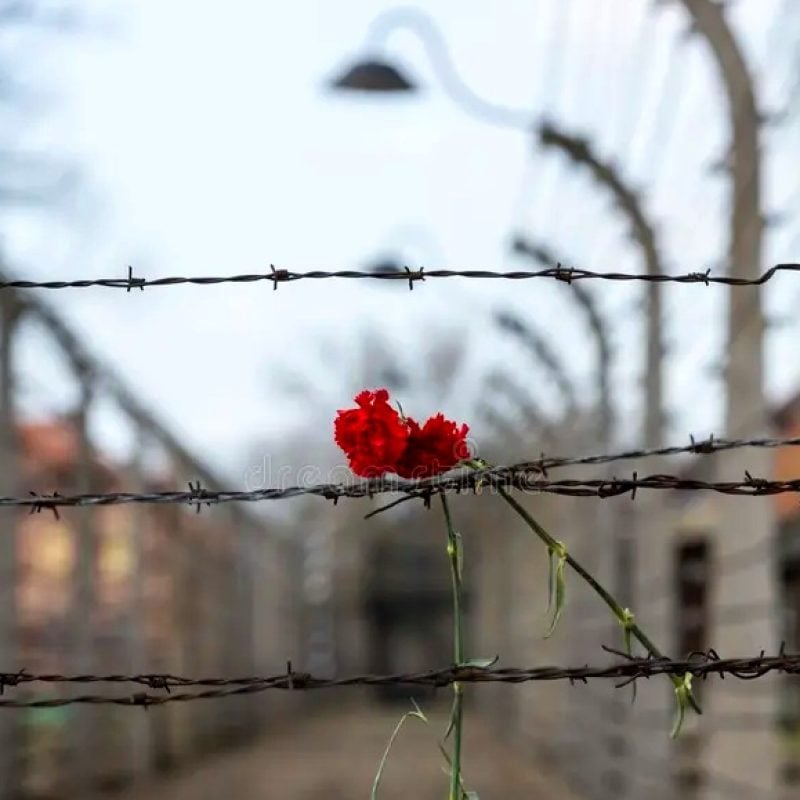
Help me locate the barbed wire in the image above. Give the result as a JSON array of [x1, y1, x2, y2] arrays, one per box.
[[505, 432, 800, 471], [0, 648, 794, 708], [7, 431, 800, 513], [2, 262, 800, 292], [9, 466, 800, 514]]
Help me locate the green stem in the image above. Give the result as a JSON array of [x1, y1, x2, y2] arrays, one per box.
[[495, 485, 701, 716], [440, 493, 464, 800]]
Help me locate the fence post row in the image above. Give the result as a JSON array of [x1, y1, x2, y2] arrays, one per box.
[[0, 291, 21, 800]]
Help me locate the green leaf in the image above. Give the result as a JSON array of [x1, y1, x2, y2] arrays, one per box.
[[617, 608, 637, 703], [670, 674, 693, 739], [443, 693, 458, 741], [371, 700, 429, 799], [459, 656, 499, 669], [545, 542, 568, 638]]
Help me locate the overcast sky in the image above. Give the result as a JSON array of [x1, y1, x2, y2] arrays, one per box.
[[3, 0, 799, 483]]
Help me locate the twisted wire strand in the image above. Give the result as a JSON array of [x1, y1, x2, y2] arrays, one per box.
[[10, 467, 800, 513], [0, 650, 795, 708], [2, 262, 800, 292]]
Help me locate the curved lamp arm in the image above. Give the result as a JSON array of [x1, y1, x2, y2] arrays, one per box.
[[335, 5, 534, 129]]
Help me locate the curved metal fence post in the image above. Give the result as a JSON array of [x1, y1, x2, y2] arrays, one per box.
[[0, 291, 22, 800], [538, 123, 665, 448], [677, 3, 776, 798]]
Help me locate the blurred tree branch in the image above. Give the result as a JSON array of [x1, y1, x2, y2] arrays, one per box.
[[0, 0, 91, 220]]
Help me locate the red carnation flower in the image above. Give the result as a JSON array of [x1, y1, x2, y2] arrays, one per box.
[[334, 389, 410, 478], [396, 413, 470, 479]]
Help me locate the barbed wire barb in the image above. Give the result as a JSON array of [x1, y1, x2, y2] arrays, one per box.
[[0, 648, 795, 708], [3, 466, 800, 511], [0, 262, 799, 292]]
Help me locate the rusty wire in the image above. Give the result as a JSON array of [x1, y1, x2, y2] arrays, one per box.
[[1, 262, 800, 292], [10, 465, 800, 514], [12, 430, 800, 515], [0, 648, 795, 708], [494, 432, 800, 470]]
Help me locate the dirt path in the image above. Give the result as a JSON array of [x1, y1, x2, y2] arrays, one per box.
[[118, 702, 576, 799]]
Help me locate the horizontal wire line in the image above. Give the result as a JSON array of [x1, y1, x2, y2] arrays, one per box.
[[9, 469, 800, 512], [1, 262, 800, 292], [13, 430, 800, 514], [498, 433, 800, 471], [0, 650, 795, 708]]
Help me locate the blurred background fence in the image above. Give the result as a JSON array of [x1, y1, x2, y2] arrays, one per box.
[[0, 0, 798, 798]]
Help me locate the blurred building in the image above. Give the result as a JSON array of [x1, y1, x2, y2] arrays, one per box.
[[771, 392, 800, 785], [5, 416, 296, 799], [469, 392, 800, 800]]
